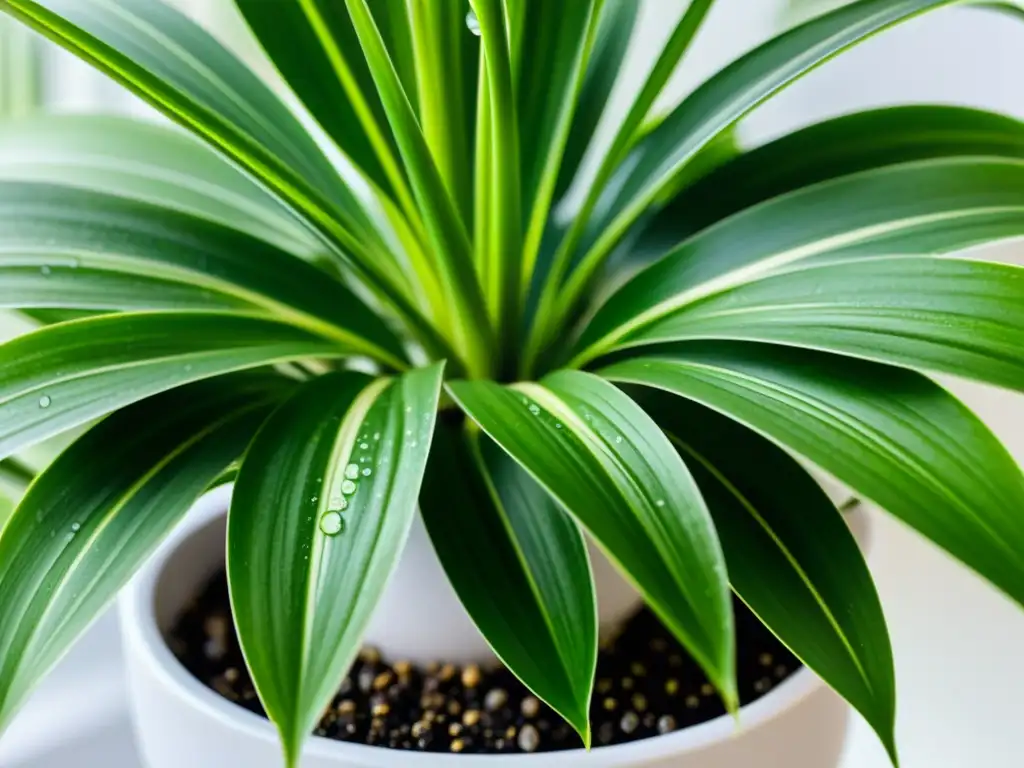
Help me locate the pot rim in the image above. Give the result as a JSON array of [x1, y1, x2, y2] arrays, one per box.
[[122, 487, 842, 766]]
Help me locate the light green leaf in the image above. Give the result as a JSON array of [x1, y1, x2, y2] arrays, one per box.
[[228, 364, 443, 767], [636, 105, 1024, 258], [553, 0, 640, 201], [421, 421, 596, 742], [447, 371, 736, 705], [0, 182, 406, 364], [623, 256, 1024, 392], [344, 0, 491, 377], [0, 373, 286, 729], [407, 0, 478, 225], [0, 311, 348, 461], [602, 343, 1024, 609], [561, 0, 959, 317], [234, 0, 411, 212], [470, 0, 522, 366], [0, 114, 316, 256], [633, 387, 897, 762], [574, 159, 1024, 365]]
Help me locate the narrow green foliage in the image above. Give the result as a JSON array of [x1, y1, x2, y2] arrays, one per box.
[[1, 1, 1023, 764]]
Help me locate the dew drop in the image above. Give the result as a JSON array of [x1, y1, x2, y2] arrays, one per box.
[[373, 432, 381, 441], [554, 422, 563, 430], [38, 394, 52, 409], [184, 364, 194, 373], [68, 257, 80, 269], [655, 499, 666, 508], [341, 479, 357, 495], [40, 265, 51, 276], [70, 522, 81, 532], [330, 496, 347, 511], [528, 404, 540, 415], [405, 405, 413, 414], [361, 467, 372, 477], [410, 441, 418, 448], [345, 463, 360, 480], [319, 512, 345, 536], [359, 442, 369, 450], [310, 495, 318, 504], [466, 9, 481, 34]]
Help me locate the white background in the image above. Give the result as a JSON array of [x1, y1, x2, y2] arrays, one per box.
[[3, 2, 1024, 766]]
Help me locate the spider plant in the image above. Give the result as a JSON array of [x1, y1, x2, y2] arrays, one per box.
[[1, 0, 1024, 765]]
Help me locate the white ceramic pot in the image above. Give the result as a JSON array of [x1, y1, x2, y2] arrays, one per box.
[[122, 487, 866, 768]]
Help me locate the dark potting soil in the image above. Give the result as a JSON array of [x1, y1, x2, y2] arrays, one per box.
[[170, 570, 800, 755]]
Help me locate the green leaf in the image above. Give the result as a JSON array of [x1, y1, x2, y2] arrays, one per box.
[[561, 0, 959, 317], [470, 0, 522, 367], [634, 388, 897, 762], [622, 256, 1024, 393], [234, 0, 412, 212], [0, 182, 406, 365], [0, 0, 424, 318], [0, 311, 348, 461], [0, 262, 250, 313], [601, 343, 1024, 609], [344, 0, 492, 377], [447, 371, 736, 705], [525, 0, 715, 372], [573, 159, 1024, 365], [228, 364, 443, 767], [407, 0, 478, 225], [553, 0, 640, 201], [0, 373, 285, 728], [421, 420, 596, 742], [517, 0, 600, 287], [0, 114, 316, 256], [636, 106, 1024, 258]]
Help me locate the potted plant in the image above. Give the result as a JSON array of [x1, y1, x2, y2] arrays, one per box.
[[2, 0, 1024, 766]]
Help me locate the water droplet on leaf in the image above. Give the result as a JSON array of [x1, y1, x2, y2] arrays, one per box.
[[345, 463, 360, 480], [40, 265, 51, 276], [38, 395, 51, 409], [360, 442, 369, 450], [528, 404, 540, 415], [319, 512, 345, 536], [655, 499, 666, 508], [361, 467, 372, 477], [466, 9, 481, 35], [341, 479, 357, 495]]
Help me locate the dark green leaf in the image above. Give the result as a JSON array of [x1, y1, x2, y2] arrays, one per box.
[[622, 256, 1024, 392], [447, 371, 736, 705], [574, 159, 1024, 365], [0, 0, 424, 317], [0, 311, 347, 460], [0, 373, 286, 728], [228, 364, 443, 767], [637, 105, 1024, 256], [421, 421, 596, 741], [562, 0, 960, 313], [235, 0, 409, 204], [634, 387, 897, 762], [602, 344, 1024, 609], [0, 182, 406, 364]]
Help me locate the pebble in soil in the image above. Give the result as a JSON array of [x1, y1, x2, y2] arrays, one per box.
[[170, 570, 800, 754]]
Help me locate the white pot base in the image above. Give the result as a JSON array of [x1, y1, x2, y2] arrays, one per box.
[[122, 489, 854, 768]]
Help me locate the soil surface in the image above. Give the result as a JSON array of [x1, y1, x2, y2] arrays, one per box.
[[170, 570, 800, 754]]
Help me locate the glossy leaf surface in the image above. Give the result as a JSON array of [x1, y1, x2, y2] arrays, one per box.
[[421, 421, 596, 740], [448, 371, 736, 705], [228, 365, 443, 766], [603, 344, 1024, 609], [0, 374, 284, 728], [635, 387, 897, 761]]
